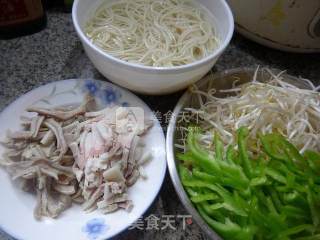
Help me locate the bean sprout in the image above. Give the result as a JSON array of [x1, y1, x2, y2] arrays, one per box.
[[183, 68, 320, 154]]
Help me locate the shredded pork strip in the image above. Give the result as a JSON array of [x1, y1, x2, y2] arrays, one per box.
[[0, 96, 153, 220]]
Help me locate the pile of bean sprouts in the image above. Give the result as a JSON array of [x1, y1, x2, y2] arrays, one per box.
[[179, 68, 320, 154], [85, 0, 219, 67]]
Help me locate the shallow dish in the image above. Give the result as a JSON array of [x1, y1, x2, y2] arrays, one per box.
[[0, 79, 166, 240], [72, 0, 234, 95], [166, 67, 310, 239]]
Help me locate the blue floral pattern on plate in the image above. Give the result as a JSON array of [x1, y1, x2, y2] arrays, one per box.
[[83, 80, 101, 96], [121, 102, 129, 107], [100, 86, 122, 105], [82, 218, 109, 240], [81, 80, 125, 106]]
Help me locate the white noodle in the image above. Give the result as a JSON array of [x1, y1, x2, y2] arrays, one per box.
[[85, 0, 219, 67]]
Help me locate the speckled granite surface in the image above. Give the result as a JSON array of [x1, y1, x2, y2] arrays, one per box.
[[0, 9, 320, 240]]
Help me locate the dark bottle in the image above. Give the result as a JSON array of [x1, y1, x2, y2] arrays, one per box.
[[63, 0, 74, 13], [0, 0, 47, 39]]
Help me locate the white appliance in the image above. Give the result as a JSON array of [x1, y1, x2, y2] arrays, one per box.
[[227, 0, 320, 53]]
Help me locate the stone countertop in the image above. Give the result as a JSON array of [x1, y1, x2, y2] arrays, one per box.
[[0, 9, 319, 240]]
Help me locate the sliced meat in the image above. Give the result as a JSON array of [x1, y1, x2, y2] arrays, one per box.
[[53, 182, 76, 195], [118, 200, 133, 212], [44, 119, 68, 161], [1, 96, 153, 220], [27, 96, 94, 121], [30, 116, 45, 138], [82, 185, 104, 211], [69, 142, 83, 169], [8, 116, 45, 140], [107, 181, 126, 194], [40, 130, 55, 145], [126, 169, 140, 186], [103, 165, 125, 183], [100, 203, 118, 214]]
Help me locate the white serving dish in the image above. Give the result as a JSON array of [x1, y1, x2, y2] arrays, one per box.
[[72, 0, 234, 95], [0, 79, 167, 240]]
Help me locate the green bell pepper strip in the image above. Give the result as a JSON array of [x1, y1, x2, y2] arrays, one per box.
[[283, 191, 300, 203], [217, 161, 250, 188], [265, 167, 287, 184], [192, 169, 248, 191], [178, 126, 320, 239], [281, 136, 305, 163], [250, 176, 268, 187], [176, 152, 194, 168], [295, 234, 320, 240], [226, 144, 238, 165], [178, 165, 192, 182], [185, 185, 219, 203], [307, 186, 320, 227], [237, 127, 253, 178], [266, 197, 278, 214], [190, 194, 219, 203], [282, 205, 309, 221], [251, 209, 288, 239], [259, 133, 288, 161], [304, 150, 320, 174], [185, 187, 197, 197], [198, 205, 255, 240], [214, 132, 224, 162], [267, 186, 283, 213], [278, 224, 315, 239], [199, 202, 225, 219], [187, 129, 221, 174], [187, 130, 249, 187], [182, 179, 248, 217], [280, 189, 310, 212], [260, 133, 305, 173]]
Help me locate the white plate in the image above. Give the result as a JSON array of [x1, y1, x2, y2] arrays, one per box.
[[0, 79, 166, 240]]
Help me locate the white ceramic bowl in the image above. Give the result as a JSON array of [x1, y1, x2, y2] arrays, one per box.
[[72, 0, 234, 95]]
